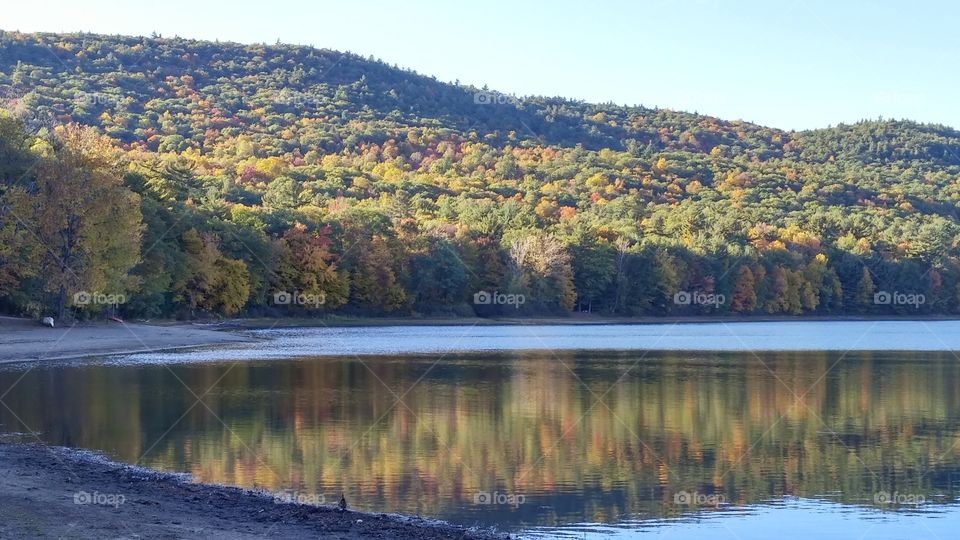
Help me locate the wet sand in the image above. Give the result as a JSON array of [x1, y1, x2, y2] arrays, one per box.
[[0, 317, 254, 364]]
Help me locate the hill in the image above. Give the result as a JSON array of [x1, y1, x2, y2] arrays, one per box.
[[2, 30, 960, 319]]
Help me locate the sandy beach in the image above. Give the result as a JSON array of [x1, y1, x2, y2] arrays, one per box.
[[0, 317, 254, 364]]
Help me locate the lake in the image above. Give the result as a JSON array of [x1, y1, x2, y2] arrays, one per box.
[[2, 322, 960, 538]]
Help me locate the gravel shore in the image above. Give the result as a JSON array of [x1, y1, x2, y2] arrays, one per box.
[[0, 442, 510, 539]]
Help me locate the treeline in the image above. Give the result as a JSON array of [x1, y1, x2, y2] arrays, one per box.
[[0, 113, 955, 320], [2, 32, 960, 319]]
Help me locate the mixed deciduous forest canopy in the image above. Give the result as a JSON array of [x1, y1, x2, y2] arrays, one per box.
[[2, 30, 960, 319]]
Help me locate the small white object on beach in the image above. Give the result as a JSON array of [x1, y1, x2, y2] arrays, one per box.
[[41, 317, 55, 328]]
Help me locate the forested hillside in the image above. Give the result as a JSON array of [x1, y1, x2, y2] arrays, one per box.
[[2, 30, 960, 319]]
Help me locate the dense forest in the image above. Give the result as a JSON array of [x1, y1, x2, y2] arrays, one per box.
[[2, 30, 960, 319]]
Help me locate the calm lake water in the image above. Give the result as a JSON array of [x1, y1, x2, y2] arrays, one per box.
[[2, 322, 960, 538]]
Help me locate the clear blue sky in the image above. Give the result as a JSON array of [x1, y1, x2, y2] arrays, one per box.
[[7, 0, 959, 130]]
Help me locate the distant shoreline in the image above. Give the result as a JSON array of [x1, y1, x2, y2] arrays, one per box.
[[3, 314, 960, 364], [227, 313, 960, 329]]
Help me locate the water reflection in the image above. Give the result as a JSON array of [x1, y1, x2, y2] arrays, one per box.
[[1, 350, 960, 532]]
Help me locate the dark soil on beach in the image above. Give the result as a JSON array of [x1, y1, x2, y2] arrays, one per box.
[[0, 442, 510, 539]]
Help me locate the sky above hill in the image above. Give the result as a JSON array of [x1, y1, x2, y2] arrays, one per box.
[[7, 0, 959, 131]]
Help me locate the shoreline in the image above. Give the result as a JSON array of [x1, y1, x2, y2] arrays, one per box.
[[4, 315, 960, 364], [0, 317, 255, 364], [0, 441, 508, 539], [223, 313, 960, 329]]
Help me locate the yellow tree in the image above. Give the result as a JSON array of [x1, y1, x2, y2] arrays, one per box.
[[0, 112, 35, 297], [174, 229, 251, 316], [730, 265, 757, 313], [23, 125, 142, 318]]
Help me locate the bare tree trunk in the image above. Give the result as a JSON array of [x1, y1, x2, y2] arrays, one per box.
[[614, 238, 630, 314], [57, 284, 66, 320]]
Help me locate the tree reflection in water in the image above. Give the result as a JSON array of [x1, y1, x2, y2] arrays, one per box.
[[2, 350, 959, 530]]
